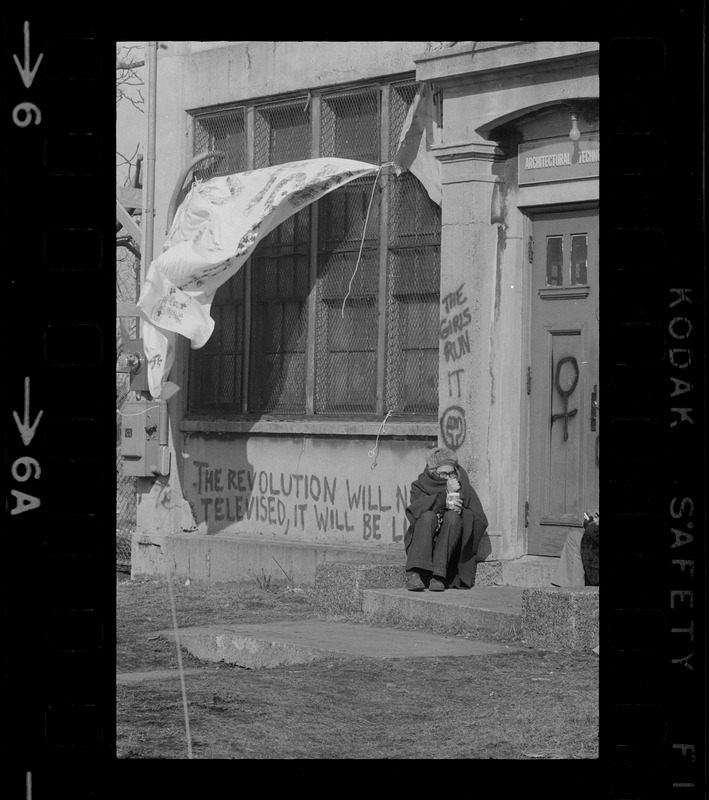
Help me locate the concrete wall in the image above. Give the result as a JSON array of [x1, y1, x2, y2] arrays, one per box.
[[179, 434, 427, 547], [182, 41, 425, 108], [134, 432, 437, 582]]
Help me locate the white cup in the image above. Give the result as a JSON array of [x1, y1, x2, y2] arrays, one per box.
[[446, 491, 460, 508]]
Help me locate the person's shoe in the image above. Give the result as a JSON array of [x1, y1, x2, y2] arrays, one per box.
[[406, 571, 425, 591], [428, 576, 446, 592]]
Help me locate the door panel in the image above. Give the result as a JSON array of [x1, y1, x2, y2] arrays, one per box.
[[528, 207, 599, 556]]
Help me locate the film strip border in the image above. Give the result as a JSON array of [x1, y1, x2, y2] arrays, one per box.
[[4, 14, 116, 799], [604, 35, 704, 798]]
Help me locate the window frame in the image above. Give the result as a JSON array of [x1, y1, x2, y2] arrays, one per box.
[[184, 75, 441, 424]]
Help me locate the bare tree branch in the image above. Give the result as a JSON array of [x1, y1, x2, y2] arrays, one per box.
[[116, 44, 145, 188], [116, 144, 141, 168], [116, 44, 145, 114], [117, 59, 145, 70]]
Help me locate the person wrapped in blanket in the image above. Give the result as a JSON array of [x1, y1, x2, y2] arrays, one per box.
[[404, 447, 488, 591], [551, 510, 599, 588]]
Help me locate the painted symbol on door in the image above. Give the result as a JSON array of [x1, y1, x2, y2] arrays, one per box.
[[551, 356, 579, 442]]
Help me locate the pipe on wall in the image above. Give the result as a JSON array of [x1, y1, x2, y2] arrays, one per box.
[[143, 41, 158, 269]]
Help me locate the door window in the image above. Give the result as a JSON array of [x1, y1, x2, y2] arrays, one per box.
[[570, 233, 588, 285], [546, 236, 563, 286]]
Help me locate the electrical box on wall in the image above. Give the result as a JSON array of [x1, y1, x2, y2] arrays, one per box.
[[120, 399, 161, 477]]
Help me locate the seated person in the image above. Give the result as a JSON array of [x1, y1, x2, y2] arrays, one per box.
[[404, 447, 488, 592], [552, 510, 599, 588]]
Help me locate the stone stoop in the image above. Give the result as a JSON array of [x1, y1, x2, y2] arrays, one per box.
[[451, 556, 560, 589], [311, 557, 552, 611], [361, 586, 524, 642], [501, 556, 560, 588], [315, 563, 523, 640], [315, 563, 598, 650], [314, 562, 408, 614], [522, 587, 599, 650]]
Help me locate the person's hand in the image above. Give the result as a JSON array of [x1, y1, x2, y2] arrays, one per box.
[[446, 477, 460, 493]]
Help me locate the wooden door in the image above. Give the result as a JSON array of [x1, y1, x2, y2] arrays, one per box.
[[528, 207, 599, 556]]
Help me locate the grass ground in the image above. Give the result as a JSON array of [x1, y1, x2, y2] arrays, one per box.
[[116, 573, 599, 760]]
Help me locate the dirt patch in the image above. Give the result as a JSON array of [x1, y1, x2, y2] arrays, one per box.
[[117, 576, 599, 759], [117, 577, 320, 673]]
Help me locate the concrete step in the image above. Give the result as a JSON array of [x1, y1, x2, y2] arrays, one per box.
[[361, 586, 524, 641], [501, 556, 559, 588], [159, 620, 518, 669], [133, 532, 407, 585]]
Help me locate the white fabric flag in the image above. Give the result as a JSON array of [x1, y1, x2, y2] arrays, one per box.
[[392, 82, 442, 207], [137, 157, 378, 397]]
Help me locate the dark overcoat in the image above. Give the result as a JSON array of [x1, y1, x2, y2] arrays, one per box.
[[403, 466, 488, 588], [580, 519, 599, 586]]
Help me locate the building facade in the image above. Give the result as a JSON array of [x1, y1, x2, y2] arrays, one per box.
[[131, 41, 599, 584]]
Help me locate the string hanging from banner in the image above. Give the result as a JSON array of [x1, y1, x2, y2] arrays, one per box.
[[117, 404, 161, 417], [368, 409, 393, 470], [340, 163, 392, 318]]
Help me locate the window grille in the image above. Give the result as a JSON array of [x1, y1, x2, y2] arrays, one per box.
[[187, 77, 441, 418], [250, 99, 312, 412], [386, 82, 441, 414], [188, 271, 244, 409], [317, 87, 381, 412], [193, 108, 246, 181], [249, 210, 311, 413], [254, 98, 311, 168]]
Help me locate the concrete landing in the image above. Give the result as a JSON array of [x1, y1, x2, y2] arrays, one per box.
[[158, 621, 518, 669], [501, 556, 559, 588], [361, 586, 524, 641], [133, 531, 407, 585]]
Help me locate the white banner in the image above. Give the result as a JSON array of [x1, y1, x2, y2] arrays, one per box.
[[391, 82, 442, 207], [137, 157, 379, 397]]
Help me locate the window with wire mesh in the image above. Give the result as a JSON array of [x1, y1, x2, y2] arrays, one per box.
[[193, 107, 246, 182], [249, 99, 312, 412], [386, 82, 441, 414], [188, 270, 244, 409], [186, 78, 441, 418], [316, 87, 381, 413]]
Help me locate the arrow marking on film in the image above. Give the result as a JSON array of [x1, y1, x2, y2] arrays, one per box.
[[13, 377, 43, 446], [13, 21, 43, 89]]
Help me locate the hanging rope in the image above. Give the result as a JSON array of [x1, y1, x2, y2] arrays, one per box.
[[166, 561, 194, 759], [368, 409, 393, 470], [341, 163, 391, 318]]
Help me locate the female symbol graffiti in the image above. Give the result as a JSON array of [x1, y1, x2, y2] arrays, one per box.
[[551, 355, 579, 442]]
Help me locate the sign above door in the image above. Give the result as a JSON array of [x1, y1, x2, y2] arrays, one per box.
[[519, 133, 599, 186]]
